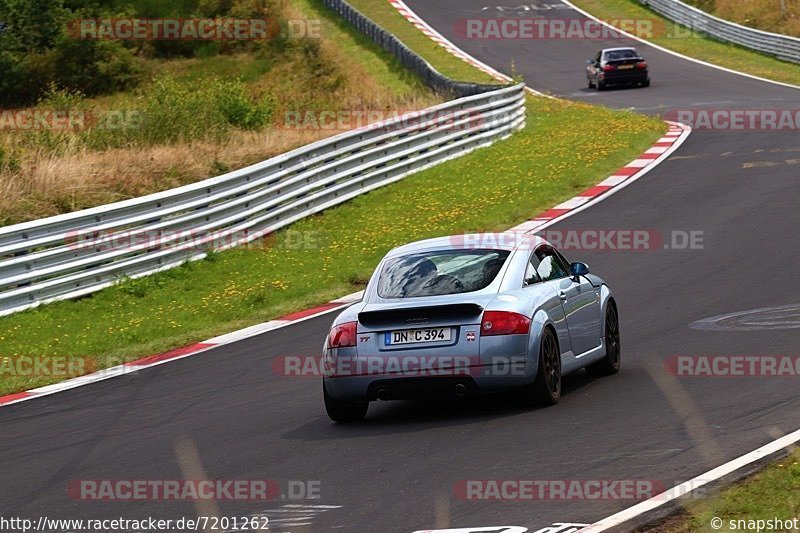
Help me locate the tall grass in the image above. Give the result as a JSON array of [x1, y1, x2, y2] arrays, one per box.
[[686, 0, 800, 36]]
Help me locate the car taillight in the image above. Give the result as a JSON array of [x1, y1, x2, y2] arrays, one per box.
[[328, 322, 357, 348], [481, 311, 531, 336], [636, 61, 647, 69], [602, 64, 616, 71]]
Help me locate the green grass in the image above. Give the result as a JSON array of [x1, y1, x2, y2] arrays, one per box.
[[301, 0, 432, 97], [0, 0, 666, 396], [570, 0, 800, 87], [656, 449, 800, 532]]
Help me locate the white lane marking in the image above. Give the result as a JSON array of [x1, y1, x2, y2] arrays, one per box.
[[559, 0, 800, 92], [533, 524, 589, 533], [414, 525, 588, 533], [205, 320, 291, 344], [26, 365, 137, 394], [580, 427, 800, 532]]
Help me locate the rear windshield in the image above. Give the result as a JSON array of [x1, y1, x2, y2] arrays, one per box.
[[604, 49, 639, 61], [377, 249, 510, 298]]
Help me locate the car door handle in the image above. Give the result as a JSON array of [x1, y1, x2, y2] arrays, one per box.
[[559, 291, 567, 301]]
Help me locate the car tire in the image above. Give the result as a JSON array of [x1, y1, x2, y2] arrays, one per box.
[[586, 300, 621, 376], [587, 77, 594, 89], [642, 79, 651, 87], [597, 80, 606, 91], [531, 327, 561, 405], [324, 382, 368, 423]]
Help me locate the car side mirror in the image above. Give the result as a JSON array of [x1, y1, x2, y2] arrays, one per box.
[[570, 262, 589, 281]]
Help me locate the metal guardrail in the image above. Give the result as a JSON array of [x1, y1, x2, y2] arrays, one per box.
[[0, 84, 526, 316], [642, 0, 800, 64]]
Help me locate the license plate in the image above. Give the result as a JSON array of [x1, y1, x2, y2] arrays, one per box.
[[618, 64, 634, 69], [386, 327, 452, 345]]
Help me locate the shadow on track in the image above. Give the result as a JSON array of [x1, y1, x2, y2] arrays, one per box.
[[284, 370, 606, 439]]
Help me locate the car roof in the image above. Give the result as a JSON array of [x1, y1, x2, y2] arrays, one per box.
[[602, 47, 638, 52], [386, 233, 541, 257]]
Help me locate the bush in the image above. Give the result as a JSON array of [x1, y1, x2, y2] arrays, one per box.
[[137, 76, 274, 144], [0, 0, 141, 105], [214, 79, 274, 129]]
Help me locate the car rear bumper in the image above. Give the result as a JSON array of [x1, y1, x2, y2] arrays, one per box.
[[601, 71, 649, 84], [324, 361, 536, 402]]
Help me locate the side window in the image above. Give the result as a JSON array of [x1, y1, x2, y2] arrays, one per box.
[[535, 246, 570, 282], [524, 252, 542, 286], [555, 250, 572, 273]]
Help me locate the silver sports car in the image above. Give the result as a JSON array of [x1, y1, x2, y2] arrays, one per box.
[[322, 233, 620, 422]]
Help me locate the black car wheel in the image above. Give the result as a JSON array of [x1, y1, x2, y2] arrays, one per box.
[[324, 382, 368, 423], [532, 327, 561, 405], [586, 300, 621, 376], [642, 79, 651, 87]]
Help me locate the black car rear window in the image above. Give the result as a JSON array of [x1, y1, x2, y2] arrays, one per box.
[[604, 49, 639, 61], [377, 249, 510, 298]]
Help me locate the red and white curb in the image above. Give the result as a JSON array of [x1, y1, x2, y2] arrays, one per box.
[[0, 122, 690, 409], [511, 121, 689, 234], [0, 292, 364, 408]]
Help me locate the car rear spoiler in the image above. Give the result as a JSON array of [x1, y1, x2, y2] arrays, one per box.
[[358, 303, 484, 328]]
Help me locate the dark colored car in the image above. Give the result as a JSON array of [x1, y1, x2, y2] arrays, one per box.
[[586, 47, 650, 90]]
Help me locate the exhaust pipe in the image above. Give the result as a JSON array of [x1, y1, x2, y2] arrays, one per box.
[[376, 388, 390, 401], [453, 383, 468, 397]]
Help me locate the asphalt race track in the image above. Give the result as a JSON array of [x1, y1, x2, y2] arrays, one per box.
[[2, 1, 800, 531]]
